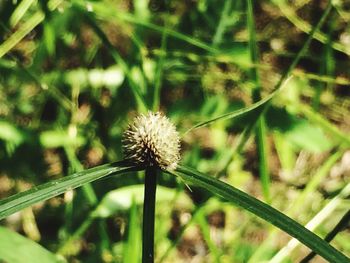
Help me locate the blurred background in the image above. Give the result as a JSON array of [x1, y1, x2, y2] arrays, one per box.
[[0, 0, 349, 262]]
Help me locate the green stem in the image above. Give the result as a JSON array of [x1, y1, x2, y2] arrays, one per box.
[[247, 0, 270, 202], [142, 167, 158, 263]]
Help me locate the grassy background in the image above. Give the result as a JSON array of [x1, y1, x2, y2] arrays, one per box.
[[0, 0, 349, 262]]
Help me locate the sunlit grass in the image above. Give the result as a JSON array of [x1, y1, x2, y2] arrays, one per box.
[[0, 0, 349, 262]]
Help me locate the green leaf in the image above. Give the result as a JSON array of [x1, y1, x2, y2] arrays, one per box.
[[0, 12, 44, 58], [0, 120, 27, 145], [123, 200, 141, 263], [170, 165, 349, 263], [9, 0, 35, 27], [0, 226, 64, 263], [93, 185, 192, 218], [267, 107, 332, 152], [39, 130, 86, 148], [185, 76, 293, 134], [184, 88, 276, 133], [0, 161, 140, 221]]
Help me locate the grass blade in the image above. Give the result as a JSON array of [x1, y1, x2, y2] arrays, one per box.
[[269, 182, 350, 263], [0, 0, 63, 58], [273, 1, 350, 56], [184, 76, 292, 134], [83, 2, 218, 54], [0, 12, 44, 58], [185, 1, 332, 150], [247, 0, 270, 202], [9, 0, 35, 27], [0, 226, 64, 263], [0, 161, 140, 221], [300, 210, 350, 263], [170, 165, 349, 263], [73, 4, 148, 112], [297, 103, 350, 146]]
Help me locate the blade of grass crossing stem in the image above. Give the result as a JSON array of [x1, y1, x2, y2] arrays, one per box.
[[64, 146, 97, 205], [0, 161, 140, 220], [170, 165, 349, 263], [64, 146, 113, 257], [247, 0, 270, 202]]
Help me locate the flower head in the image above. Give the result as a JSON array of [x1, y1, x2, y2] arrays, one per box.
[[122, 112, 181, 170]]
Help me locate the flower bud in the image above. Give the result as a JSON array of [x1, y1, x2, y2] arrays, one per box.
[[122, 112, 180, 170]]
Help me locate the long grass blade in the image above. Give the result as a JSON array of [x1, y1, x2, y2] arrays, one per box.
[[0, 12, 44, 58], [0, 0, 63, 58], [273, 1, 350, 56], [247, 0, 270, 202], [170, 165, 349, 263], [269, 182, 350, 263], [82, 2, 218, 54], [73, 4, 148, 112], [0, 161, 140, 220], [184, 76, 292, 134]]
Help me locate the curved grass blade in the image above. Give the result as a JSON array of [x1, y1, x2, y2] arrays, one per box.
[[247, 0, 270, 202], [184, 76, 292, 134], [81, 2, 217, 54], [0, 161, 140, 221], [74, 5, 148, 112], [185, 2, 331, 135], [170, 165, 349, 263]]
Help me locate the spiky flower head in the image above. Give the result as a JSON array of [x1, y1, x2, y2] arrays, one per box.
[[122, 112, 181, 170]]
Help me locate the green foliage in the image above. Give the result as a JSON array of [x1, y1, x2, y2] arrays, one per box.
[[0, 161, 140, 220], [0, 226, 64, 263], [0, 0, 349, 262], [171, 165, 349, 263]]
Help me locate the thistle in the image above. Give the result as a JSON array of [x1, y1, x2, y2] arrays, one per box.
[[122, 112, 181, 170]]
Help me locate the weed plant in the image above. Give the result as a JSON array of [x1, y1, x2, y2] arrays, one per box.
[[0, 0, 349, 262]]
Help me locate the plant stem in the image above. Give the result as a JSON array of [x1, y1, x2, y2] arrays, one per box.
[[142, 167, 158, 263]]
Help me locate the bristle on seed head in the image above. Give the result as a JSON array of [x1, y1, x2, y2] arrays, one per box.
[[122, 112, 181, 170]]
